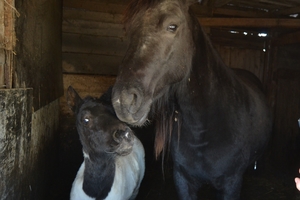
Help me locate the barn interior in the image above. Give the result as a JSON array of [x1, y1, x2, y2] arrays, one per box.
[[1, 0, 300, 199]]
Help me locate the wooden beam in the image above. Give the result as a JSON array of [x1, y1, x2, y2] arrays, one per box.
[[257, 0, 293, 8], [63, 8, 124, 24], [63, 0, 127, 14], [191, 5, 271, 18], [214, 0, 233, 7], [199, 17, 300, 28], [212, 7, 271, 18], [277, 6, 300, 15]]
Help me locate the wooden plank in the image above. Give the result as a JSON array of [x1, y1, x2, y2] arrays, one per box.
[[63, 0, 128, 14], [271, 78, 300, 167], [63, 53, 122, 75], [3, 0, 16, 51], [0, 88, 33, 200], [214, 0, 233, 7], [191, 4, 271, 18], [277, 6, 300, 15], [62, 19, 125, 38], [62, 33, 128, 56], [60, 74, 116, 116], [211, 36, 265, 49], [0, 0, 7, 88], [229, 48, 264, 81], [199, 17, 300, 28], [272, 31, 300, 45], [215, 45, 231, 67], [257, 0, 293, 8], [273, 44, 300, 70], [235, 0, 285, 11], [210, 7, 272, 18], [0, 49, 4, 88], [0, 0, 4, 45], [273, 68, 300, 80], [2, 0, 16, 89], [63, 8, 123, 24]]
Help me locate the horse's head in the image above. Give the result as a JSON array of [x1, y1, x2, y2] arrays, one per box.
[[112, 0, 201, 126], [67, 86, 135, 160]]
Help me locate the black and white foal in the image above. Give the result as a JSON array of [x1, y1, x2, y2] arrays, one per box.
[[67, 86, 145, 200]]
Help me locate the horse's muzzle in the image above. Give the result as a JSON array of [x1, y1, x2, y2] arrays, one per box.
[[112, 86, 152, 126]]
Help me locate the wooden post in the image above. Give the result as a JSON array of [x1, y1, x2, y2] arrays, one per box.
[[0, 0, 17, 89], [0, 88, 33, 199]]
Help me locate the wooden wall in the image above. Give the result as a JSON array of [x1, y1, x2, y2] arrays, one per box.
[[62, 0, 129, 77], [15, 0, 63, 110], [268, 39, 300, 169], [0, 0, 63, 199], [61, 0, 128, 114]]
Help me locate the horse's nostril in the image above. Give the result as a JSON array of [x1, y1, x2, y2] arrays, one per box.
[[121, 88, 141, 114]]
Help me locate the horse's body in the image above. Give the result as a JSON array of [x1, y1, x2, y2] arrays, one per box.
[[67, 87, 145, 200], [111, 0, 272, 199]]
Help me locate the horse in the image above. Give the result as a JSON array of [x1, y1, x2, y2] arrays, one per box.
[[67, 86, 145, 200], [111, 0, 272, 199]]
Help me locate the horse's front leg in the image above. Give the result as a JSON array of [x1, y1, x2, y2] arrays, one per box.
[[213, 173, 243, 200], [173, 165, 200, 200]]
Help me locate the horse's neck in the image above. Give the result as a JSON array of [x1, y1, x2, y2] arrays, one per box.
[[82, 155, 115, 198], [175, 27, 235, 120]]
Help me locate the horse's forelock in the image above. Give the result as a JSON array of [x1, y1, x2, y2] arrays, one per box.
[[124, 0, 158, 27], [124, 0, 194, 29]]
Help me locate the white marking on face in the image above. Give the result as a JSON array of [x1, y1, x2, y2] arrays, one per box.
[[116, 99, 120, 104], [141, 44, 147, 50], [83, 151, 90, 160], [125, 132, 129, 138]]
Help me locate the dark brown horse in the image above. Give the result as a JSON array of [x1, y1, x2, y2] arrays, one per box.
[[111, 0, 272, 199]]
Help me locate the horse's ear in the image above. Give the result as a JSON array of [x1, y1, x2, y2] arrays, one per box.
[[66, 86, 82, 113]]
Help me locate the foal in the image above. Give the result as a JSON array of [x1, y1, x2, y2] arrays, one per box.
[[67, 86, 145, 200]]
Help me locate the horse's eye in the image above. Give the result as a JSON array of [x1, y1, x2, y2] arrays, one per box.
[[167, 24, 178, 33], [83, 118, 90, 125]]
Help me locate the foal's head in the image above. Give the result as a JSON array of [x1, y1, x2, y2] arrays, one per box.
[[67, 86, 135, 160]]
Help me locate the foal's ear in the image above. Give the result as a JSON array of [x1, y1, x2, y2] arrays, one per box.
[[66, 86, 82, 113]]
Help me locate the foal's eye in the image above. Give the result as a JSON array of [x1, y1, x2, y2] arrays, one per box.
[[167, 24, 178, 33], [83, 118, 90, 125]]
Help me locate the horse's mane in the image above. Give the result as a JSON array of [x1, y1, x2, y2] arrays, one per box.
[[152, 90, 182, 159]]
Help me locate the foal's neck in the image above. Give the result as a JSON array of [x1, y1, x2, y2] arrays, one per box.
[[82, 154, 115, 199]]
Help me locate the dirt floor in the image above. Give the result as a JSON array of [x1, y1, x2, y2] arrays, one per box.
[[48, 119, 300, 200]]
